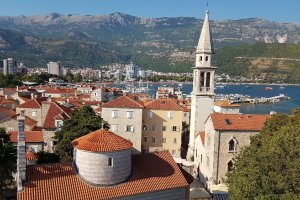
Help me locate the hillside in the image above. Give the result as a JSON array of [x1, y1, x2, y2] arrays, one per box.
[[0, 13, 300, 82]]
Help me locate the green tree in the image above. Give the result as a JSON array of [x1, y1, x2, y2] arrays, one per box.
[[0, 128, 16, 199], [226, 111, 300, 199], [55, 106, 109, 162], [73, 73, 82, 82]]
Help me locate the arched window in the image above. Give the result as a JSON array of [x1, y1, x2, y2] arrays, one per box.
[[229, 139, 235, 152], [200, 72, 205, 87], [200, 56, 203, 61], [205, 56, 209, 61], [206, 72, 211, 88], [227, 160, 234, 172]]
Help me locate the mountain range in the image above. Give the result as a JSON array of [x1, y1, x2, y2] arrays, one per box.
[[0, 12, 300, 82]]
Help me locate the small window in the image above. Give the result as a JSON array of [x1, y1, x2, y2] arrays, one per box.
[[205, 56, 208, 61], [111, 124, 118, 132], [143, 125, 147, 131], [229, 139, 235, 152], [171, 150, 176, 155], [112, 110, 118, 118], [32, 111, 37, 117], [201, 154, 203, 163], [173, 138, 177, 144], [108, 157, 113, 167], [161, 126, 166, 131], [151, 137, 156, 143], [126, 111, 133, 119], [126, 125, 134, 132], [200, 56, 203, 61], [172, 126, 180, 132], [55, 120, 63, 129], [168, 112, 174, 119], [162, 138, 166, 143], [148, 111, 153, 118], [227, 160, 234, 172], [143, 137, 148, 142], [152, 125, 156, 132]]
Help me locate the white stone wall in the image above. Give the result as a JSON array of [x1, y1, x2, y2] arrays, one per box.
[[188, 95, 214, 160], [74, 148, 132, 186], [102, 107, 142, 153]]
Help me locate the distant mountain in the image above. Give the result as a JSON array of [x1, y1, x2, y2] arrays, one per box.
[[0, 13, 300, 82]]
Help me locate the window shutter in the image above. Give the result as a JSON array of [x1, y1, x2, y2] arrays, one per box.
[[131, 126, 134, 132]]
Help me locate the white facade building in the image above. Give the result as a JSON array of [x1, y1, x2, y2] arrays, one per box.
[[47, 62, 67, 76], [3, 58, 18, 75], [126, 62, 139, 81]]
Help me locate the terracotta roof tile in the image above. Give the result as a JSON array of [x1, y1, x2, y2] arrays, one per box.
[[18, 151, 190, 200], [43, 102, 71, 129], [72, 129, 133, 152], [144, 98, 183, 111], [200, 131, 205, 145], [102, 95, 144, 109], [211, 113, 270, 131], [18, 97, 48, 109], [26, 151, 38, 161], [9, 131, 43, 143]]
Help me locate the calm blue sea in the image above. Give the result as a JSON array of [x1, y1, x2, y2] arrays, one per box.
[[113, 83, 300, 114]]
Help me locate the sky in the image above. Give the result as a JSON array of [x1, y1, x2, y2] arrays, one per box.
[[0, 0, 299, 23]]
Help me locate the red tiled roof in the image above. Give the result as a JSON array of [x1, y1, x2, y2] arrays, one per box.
[[26, 151, 38, 161], [144, 98, 183, 111], [18, 151, 190, 200], [200, 131, 205, 145], [211, 113, 270, 131], [102, 95, 144, 109], [214, 100, 240, 108], [0, 97, 17, 105], [11, 115, 38, 127], [9, 131, 43, 143], [43, 102, 71, 129], [72, 129, 133, 152], [18, 97, 47, 109]]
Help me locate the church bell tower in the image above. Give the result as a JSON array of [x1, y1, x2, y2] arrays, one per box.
[[187, 10, 216, 160]]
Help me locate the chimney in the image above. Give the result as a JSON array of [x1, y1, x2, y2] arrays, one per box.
[[4, 95, 8, 100], [47, 96, 52, 103], [16, 85, 19, 92], [17, 111, 26, 192], [31, 93, 34, 100]]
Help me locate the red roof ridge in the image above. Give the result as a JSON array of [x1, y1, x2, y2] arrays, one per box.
[[72, 129, 133, 152], [102, 95, 144, 109]]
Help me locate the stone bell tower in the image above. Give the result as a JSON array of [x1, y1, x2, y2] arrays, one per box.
[[187, 10, 216, 160]]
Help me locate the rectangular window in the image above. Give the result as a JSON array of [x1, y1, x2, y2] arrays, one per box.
[[148, 111, 153, 118], [32, 111, 37, 117], [126, 125, 134, 132], [108, 157, 113, 167], [152, 125, 156, 132], [111, 124, 118, 132], [171, 150, 176, 156], [162, 138, 166, 143], [112, 110, 118, 118], [143, 125, 148, 131], [126, 111, 133, 119], [151, 137, 156, 143], [143, 137, 148, 143], [172, 126, 180, 132], [55, 120, 63, 129], [173, 138, 177, 144], [168, 111, 173, 119], [161, 126, 166, 131]]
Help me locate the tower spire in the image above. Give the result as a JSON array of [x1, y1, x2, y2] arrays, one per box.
[[196, 9, 214, 54]]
